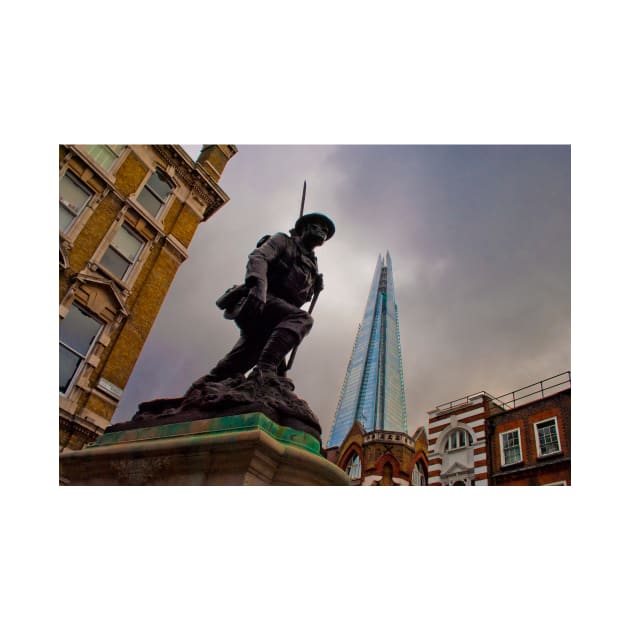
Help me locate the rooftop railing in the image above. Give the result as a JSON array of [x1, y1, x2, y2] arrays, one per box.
[[434, 390, 498, 413], [434, 371, 571, 414], [489, 371, 571, 412]]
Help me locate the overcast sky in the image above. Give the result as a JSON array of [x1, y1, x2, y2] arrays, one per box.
[[113, 144, 570, 443]]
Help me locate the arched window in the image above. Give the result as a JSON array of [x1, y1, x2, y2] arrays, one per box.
[[411, 462, 426, 486], [445, 428, 473, 452], [345, 453, 362, 480]]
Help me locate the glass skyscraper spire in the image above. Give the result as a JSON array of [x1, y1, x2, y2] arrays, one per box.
[[328, 252, 408, 448]]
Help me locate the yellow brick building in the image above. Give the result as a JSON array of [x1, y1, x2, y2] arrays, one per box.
[[59, 145, 237, 451]]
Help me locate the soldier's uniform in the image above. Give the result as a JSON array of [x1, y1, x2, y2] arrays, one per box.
[[210, 213, 334, 380]]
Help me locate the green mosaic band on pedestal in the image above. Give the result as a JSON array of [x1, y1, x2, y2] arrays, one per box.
[[92, 412, 322, 455]]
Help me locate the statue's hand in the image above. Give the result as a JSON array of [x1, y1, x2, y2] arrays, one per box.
[[314, 273, 324, 293], [245, 276, 266, 303], [240, 290, 265, 322], [234, 290, 264, 327]]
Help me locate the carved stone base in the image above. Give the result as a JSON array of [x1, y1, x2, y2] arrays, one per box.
[[106, 373, 323, 445], [59, 412, 349, 486]]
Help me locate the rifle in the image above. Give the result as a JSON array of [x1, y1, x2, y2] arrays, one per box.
[[286, 283, 321, 371], [285, 180, 320, 372]]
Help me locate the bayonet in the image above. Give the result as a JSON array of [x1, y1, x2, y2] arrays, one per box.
[[299, 180, 306, 218]]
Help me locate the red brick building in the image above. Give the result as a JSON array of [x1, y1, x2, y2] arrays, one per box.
[[425, 372, 570, 486], [326, 372, 570, 486], [487, 386, 571, 485]]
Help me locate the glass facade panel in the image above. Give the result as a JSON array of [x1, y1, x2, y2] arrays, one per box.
[[328, 253, 408, 447]]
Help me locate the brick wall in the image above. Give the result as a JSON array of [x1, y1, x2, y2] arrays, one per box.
[[488, 390, 571, 485]]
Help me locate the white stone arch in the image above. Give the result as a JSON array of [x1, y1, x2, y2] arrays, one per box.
[[435, 421, 476, 454]]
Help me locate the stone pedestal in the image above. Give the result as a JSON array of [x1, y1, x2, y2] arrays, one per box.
[[59, 412, 349, 486]]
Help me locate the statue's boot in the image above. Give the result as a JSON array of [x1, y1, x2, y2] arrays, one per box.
[[251, 328, 299, 380], [207, 334, 264, 382]]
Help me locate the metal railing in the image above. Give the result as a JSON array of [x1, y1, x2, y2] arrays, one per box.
[[434, 371, 571, 414], [434, 390, 499, 413], [489, 371, 571, 412]]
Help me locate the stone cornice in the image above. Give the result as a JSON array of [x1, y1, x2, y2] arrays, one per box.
[[63, 144, 230, 224], [153, 145, 230, 219], [59, 414, 102, 440]]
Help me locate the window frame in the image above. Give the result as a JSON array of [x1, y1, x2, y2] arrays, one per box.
[[499, 428, 523, 467], [98, 221, 146, 283], [534, 416, 562, 458], [444, 428, 473, 452], [59, 303, 104, 396], [59, 170, 93, 233], [84, 144, 126, 172], [136, 169, 174, 219]]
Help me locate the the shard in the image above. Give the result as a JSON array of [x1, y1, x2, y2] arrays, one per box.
[[328, 252, 408, 447]]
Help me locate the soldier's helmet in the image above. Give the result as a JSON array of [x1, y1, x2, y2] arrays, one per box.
[[294, 213, 335, 240]]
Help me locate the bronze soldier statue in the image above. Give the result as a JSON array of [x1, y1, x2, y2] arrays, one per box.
[[210, 212, 335, 382], [110, 211, 335, 443]]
